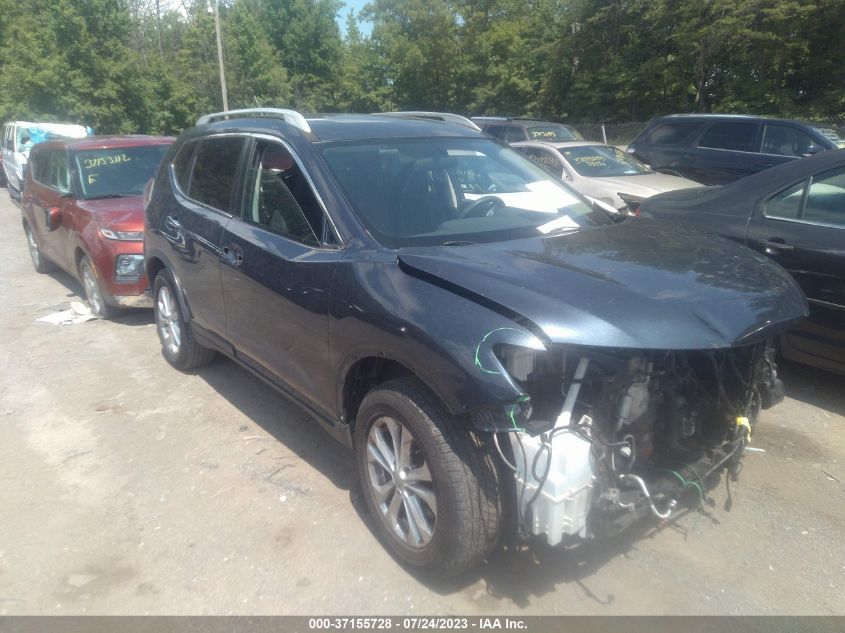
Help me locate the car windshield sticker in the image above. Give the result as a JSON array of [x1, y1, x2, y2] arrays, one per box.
[[527, 126, 577, 141], [79, 153, 132, 185], [574, 155, 608, 168], [526, 153, 560, 170]]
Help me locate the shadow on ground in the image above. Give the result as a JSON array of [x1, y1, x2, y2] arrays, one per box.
[[41, 268, 153, 327], [196, 356, 353, 492], [177, 340, 728, 604], [779, 359, 845, 418]]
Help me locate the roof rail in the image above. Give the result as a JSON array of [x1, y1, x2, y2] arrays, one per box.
[[196, 108, 311, 134], [470, 116, 513, 122], [377, 111, 482, 131]]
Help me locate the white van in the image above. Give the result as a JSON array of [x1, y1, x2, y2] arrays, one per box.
[[1, 121, 91, 198]]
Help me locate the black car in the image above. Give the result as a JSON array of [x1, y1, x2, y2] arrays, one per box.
[[144, 108, 805, 577], [640, 149, 845, 375], [472, 117, 583, 143], [627, 114, 845, 186]]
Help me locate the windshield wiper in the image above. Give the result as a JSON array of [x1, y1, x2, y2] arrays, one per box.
[[441, 240, 477, 246]]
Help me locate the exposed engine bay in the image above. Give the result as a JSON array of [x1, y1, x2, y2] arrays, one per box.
[[492, 341, 783, 545]]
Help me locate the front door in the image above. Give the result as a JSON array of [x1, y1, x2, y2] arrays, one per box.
[[220, 137, 343, 414], [746, 165, 845, 369]]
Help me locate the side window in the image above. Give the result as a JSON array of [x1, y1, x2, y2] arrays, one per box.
[[51, 151, 70, 193], [484, 125, 507, 140], [766, 180, 806, 220], [30, 150, 50, 185], [171, 141, 196, 193], [803, 167, 845, 227], [188, 136, 244, 212], [643, 122, 700, 145], [761, 124, 816, 157], [517, 147, 564, 178], [31, 150, 70, 192], [698, 122, 759, 152], [504, 126, 526, 143], [241, 139, 328, 247]]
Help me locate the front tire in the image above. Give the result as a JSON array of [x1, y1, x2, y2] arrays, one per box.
[[355, 378, 502, 578], [79, 256, 116, 319], [153, 269, 215, 370]]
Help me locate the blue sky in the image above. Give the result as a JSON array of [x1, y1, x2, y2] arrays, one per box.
[[337, 0, 373, 36]]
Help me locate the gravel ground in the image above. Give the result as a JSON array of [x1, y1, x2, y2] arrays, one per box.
[[0, 193, 843, 615]]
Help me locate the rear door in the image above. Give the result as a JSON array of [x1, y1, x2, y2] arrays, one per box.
[[28, 148, 74, 268], [219, 135, 343, 413], [164, 135, 246, 338], [746, 165, 845, 367], [688, 120, 762, 184]]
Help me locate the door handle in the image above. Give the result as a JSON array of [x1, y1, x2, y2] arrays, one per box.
[[754, 162, 774, 168], [222, 244, 243, 267], [164, 216, 182, 230], [761, 239, 794, 252]]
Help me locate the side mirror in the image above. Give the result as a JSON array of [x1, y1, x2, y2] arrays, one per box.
[[45, 206, 62, 231], [802, 144, 823, 157]]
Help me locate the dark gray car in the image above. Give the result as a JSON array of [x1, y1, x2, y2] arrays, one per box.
[[627, 114, 845, 186]]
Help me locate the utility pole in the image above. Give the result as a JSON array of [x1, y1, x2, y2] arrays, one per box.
[[155, 0, 163, 58], [213, 0, 228, 111]]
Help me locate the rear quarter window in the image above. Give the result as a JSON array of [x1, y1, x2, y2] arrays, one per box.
[[643, 121, 701, 145], [171, 141, 196, 193]]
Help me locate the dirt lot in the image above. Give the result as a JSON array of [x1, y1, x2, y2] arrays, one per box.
[[0, 193, 843, 616]]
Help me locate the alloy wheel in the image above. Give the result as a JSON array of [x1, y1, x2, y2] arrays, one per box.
[[81, 261, 105, 316], [25, 227, 40, 269], [156, 284, 182, 356], [366, 416, 437, 548]]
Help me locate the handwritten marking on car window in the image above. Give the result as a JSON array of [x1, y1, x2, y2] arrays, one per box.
[[82, 154, 131, 169]]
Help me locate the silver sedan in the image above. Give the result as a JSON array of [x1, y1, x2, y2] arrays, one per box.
[[512, 140, 700, 213]]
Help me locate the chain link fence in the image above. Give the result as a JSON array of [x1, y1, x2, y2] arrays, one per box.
[[570, 122, 649, 147]]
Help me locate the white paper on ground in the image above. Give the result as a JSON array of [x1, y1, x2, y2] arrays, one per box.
[[36, 301, 97, 325]]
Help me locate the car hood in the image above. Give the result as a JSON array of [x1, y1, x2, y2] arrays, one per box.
[[591, 173, 701, 198], [397, 220, 807, 350], [77, 196, 145, 230]]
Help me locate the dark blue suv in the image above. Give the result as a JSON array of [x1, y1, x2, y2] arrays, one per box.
[[627, 114, 845, 185], [143, 109, 804, 577]]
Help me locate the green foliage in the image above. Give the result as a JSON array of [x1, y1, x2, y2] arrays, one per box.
[[0, 0, 841, 133]]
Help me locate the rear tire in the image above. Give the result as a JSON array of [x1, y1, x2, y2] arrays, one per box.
[[153, 268, 215, 370], [24, 223, 55, 274], [355, 378, 502, 578], [79, 256, 117, 319]]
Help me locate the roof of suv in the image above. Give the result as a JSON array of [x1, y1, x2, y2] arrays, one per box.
[[659, 113, 834, 127], [199, 113, 484, 143]]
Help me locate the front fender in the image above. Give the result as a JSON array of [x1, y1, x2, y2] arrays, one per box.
[[330, 256, 543, 425]]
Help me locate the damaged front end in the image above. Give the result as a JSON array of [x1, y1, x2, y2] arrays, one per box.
[[478, 342, 784, 545]]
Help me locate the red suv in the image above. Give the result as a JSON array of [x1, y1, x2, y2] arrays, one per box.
[[22, 135, 173, 317]]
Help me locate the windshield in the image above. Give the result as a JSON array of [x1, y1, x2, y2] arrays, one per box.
[[559, 145, 651, 177], [320, 138, 612, 248], [73, 145, 170, 199], [17, 127, 65, 152], [526, 125, 583, 142]]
